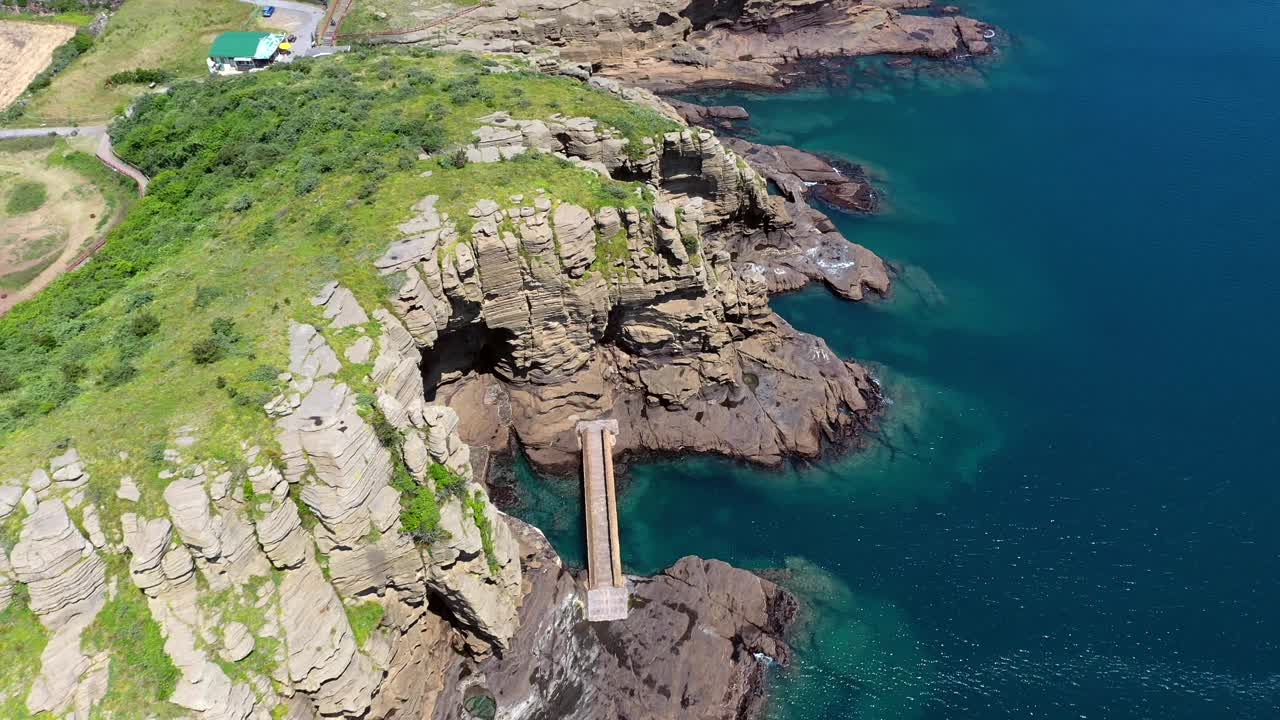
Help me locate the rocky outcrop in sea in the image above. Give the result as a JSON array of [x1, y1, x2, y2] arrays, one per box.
[[380, 84, 887, 471], [387, 0, 997, 91]]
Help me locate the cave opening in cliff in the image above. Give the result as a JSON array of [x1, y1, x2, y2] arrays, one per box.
[[420, 325, 517, 401], [599, 304, 628, 349], [680, 0, 747, 31]]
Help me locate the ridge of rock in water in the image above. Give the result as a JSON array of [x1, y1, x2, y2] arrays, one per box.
[[374, 0, 997, 92]]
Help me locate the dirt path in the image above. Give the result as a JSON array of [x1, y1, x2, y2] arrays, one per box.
[[0, 21, 75, 109], [0, 146, 109, 315], [95, 131, 148, 195]]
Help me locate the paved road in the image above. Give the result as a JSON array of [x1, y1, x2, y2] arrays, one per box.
[[94, 132, 148, 195], [0, 126, 103, 139], [239, 0, 326, 56]]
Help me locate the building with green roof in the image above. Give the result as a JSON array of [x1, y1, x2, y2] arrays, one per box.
[[207, 32, 287, 75]]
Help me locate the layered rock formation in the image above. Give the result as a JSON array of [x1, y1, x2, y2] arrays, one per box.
[[670, 101, 880, 214], [377, 101, 886, 470], [0, 295, 799, 720], [11, 500, 109, 718], [414, 0, 996, 91], [2, 295, 525, 720], [0, 69, 889, 720]]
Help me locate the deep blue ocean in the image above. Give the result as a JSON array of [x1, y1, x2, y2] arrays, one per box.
[[512, 0, 1280, 717]]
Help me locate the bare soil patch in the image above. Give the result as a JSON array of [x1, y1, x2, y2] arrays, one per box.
[[0, 146, 106, 315], [0, 20, 75, 109]]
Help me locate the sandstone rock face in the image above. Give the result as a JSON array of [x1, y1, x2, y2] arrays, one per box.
[[276, 308, 523, 659], [10, 500, 109, 718], [423, 0, 996, 91], [381, 116, 884, 471], [0, 549, 12, 613], [433, 520, 796, 720]]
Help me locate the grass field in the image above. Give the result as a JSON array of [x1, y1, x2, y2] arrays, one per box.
[[0, 10, 97, 26], [22, 0, 254, 124], [0, 48, 678, 508], [4, 179, 47, 214]]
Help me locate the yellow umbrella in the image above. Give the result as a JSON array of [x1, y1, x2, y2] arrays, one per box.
[[280, 41, 293, 51]]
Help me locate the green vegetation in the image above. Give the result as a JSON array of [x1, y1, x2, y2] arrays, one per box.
[[0, 135, 58, 153], [199, 578, 284, 686], [345, 600, 384, 647], [15, 0, 253, 124], [106, 68, 176, 87], [589, 231, 631, 280], [0, 229, 64, 294], [82, 582, 184, 718], [0, 49, 671, 499], [0, 50, 673, 703], [26, 30, 92, 94], [5, 180, 47, 214], [428, 461, 466, 500], [392, 455, 445, 544], [10, 231, 63, 264], [0, 9, 97, 26], [435, 152, 651, 237], [0, 589, 48, 720], [466, 490, 500, 575]]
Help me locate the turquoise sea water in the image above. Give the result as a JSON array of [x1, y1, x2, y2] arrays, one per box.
[[512, 0, 1280, 717]]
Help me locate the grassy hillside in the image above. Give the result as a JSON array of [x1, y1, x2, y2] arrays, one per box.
[[0, 47, 678, 716], [0, 47, 677, 516]]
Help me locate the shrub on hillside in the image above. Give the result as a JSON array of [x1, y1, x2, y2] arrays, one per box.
[[190, 318, 241, 365], [101, 362, 137, 388], [192, 286, 224, 309], [440, 148, 468, 169], [228, 193, 254, 212], [105, 68, 174, 87], [124, 291, 153, 312], [127, 312, 159, 337]]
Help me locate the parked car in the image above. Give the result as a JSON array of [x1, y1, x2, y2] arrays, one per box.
[[262, 6, 275, 17]]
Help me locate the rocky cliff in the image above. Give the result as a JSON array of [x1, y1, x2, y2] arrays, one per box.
[[379, 80, 887, 471], [0, 61, 885, 720], [394, 0, 997, 91], [0, 298, 796, 717]]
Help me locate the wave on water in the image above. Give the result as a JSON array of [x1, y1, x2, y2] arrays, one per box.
[[921, 644, 1280, 717], [773, 636, 1280, 720]]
